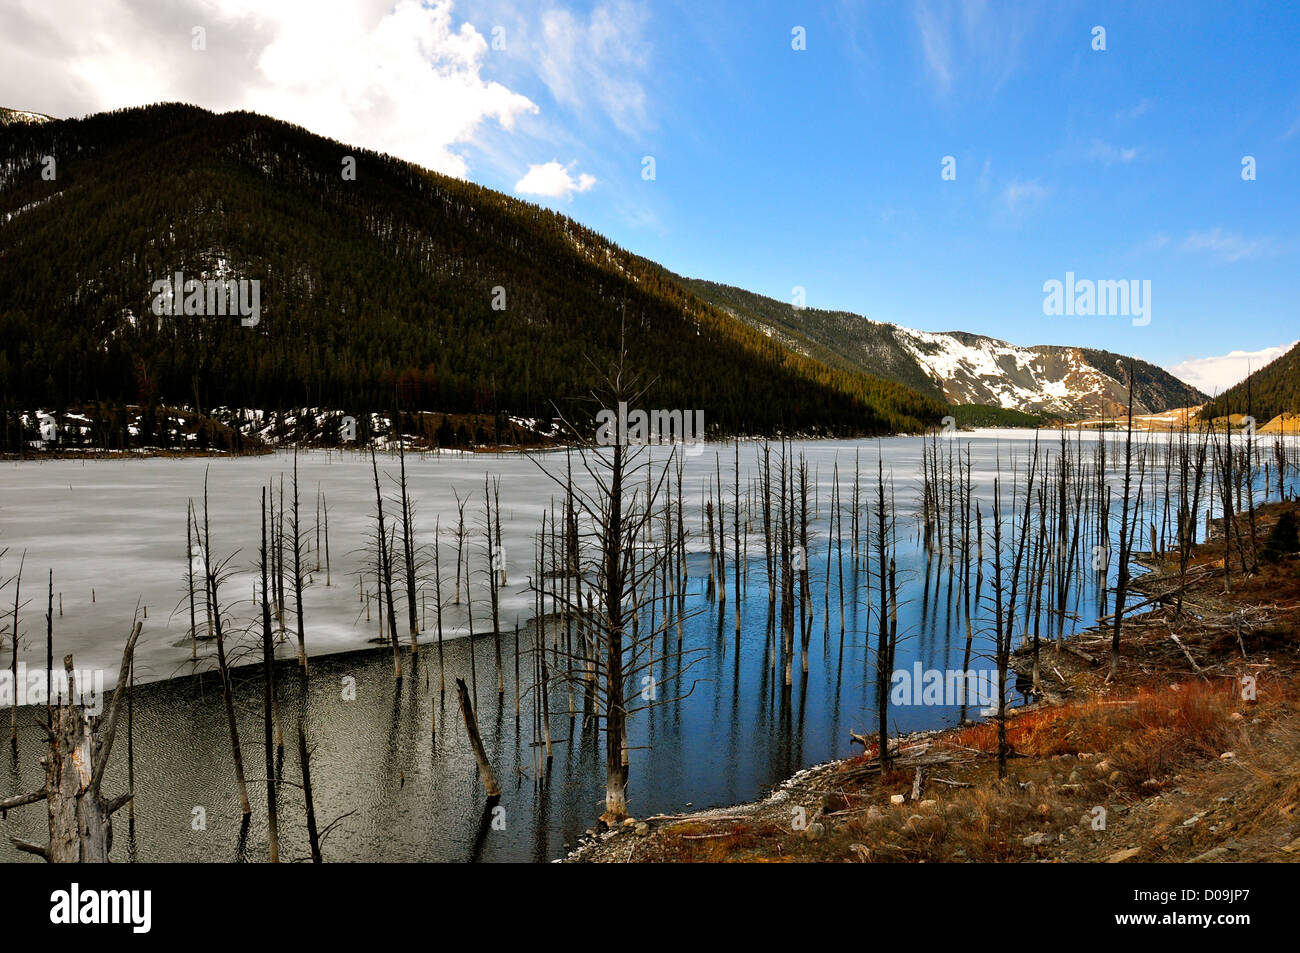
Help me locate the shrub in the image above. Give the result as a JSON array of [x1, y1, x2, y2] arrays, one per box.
[[1261, 511, 1299, 562]]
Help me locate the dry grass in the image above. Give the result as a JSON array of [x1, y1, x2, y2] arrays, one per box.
[[945, 679, 1247, 791], [594, 678, 1298, 863]]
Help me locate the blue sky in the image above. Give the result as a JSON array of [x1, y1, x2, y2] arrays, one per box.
[[5, 0, 1298, 391], [458, 0, 1300, 390]]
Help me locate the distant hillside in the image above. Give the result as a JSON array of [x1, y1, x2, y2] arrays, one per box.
[[0, 104, 946, 445], [673, 277, 947, 400], [0, 107, 55, 126], [1200, 342, 1300, 424], [1073, 346, 1207, 415], [950, 404, 1048, 429], [678, 278, 1206, 418]]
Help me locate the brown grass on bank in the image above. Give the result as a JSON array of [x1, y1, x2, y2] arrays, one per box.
[[945, 678, 1248, 791], [586, 676, 1298, 863]]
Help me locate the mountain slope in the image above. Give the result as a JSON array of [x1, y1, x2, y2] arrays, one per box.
[[678, 278, 1206, 418], [1074, 346, 1208, 416], [1200, 342, 1300, 423], [0, 104, 945, 440], [673, 277, 943, 399]]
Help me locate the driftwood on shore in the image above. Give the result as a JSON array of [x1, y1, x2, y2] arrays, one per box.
[[1097, 564, 1223, 626]]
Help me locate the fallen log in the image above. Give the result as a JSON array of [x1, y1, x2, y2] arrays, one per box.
[[1058, 643, 1099, 666], [680, 832, 737, 840], [930, 777, 973, 788], [1169, 633, 1205, 674]]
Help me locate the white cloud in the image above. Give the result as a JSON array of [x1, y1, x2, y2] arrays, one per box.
[[1181, 228, 1273, 263], [1167, 341, 1298, 395], [0, 0, 538, 178], [514, 160, 596, 199]]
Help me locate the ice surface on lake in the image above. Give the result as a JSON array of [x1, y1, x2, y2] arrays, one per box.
[[0, 430, 1202, 689]]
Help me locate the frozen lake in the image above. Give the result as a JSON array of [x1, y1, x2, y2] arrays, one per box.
[[0, 431, 1106, 688]]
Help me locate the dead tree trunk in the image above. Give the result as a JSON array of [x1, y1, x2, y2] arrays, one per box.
[[485, 475, 503, 695], [9, 552, 22, 754], [398, 435, 420, 653], [1109, 370, 1136, 683], [4, 623, 141, 862], [203, 475, 252, 816], [371, 445, 402, 680], [874, 454, 892, 769], [434, 518, 446, 698], [297, 716, 322, 863], [291, 448, 308, 673], [260, 487, 280, 863], [186, 502, 198, 659], [323, 491, 332, 587]]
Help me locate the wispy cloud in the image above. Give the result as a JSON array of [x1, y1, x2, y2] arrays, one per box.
[[1115, 98, 1153, 123], [1130, 233, 1170, 255], [534, 0, 653, 135], [913, 0, 953, 92], [1181, 228, 1274, 262], [910, 0, 1034, 97], [1088, 139, 1139, 164], [514, 159, 595, 199], [1167, 341, 1298, 395], [1001, 178, 1049, 212]]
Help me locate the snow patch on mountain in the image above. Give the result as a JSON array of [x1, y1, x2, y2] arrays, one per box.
[[0, 107, 54, 125], [674, 276, 1205, 419], [892, 327, 1135, 416]]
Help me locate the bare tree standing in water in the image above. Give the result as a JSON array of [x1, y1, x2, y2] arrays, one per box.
[[528, 334, 703, 823]]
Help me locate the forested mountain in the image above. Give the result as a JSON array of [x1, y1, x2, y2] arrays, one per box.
[[1200, 341, 1300, 423], [678, 277, 1207, 418], [0, 103, 946, 444]]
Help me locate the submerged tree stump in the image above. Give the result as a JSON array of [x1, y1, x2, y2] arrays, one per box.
[[456, 678, 500, 798]]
